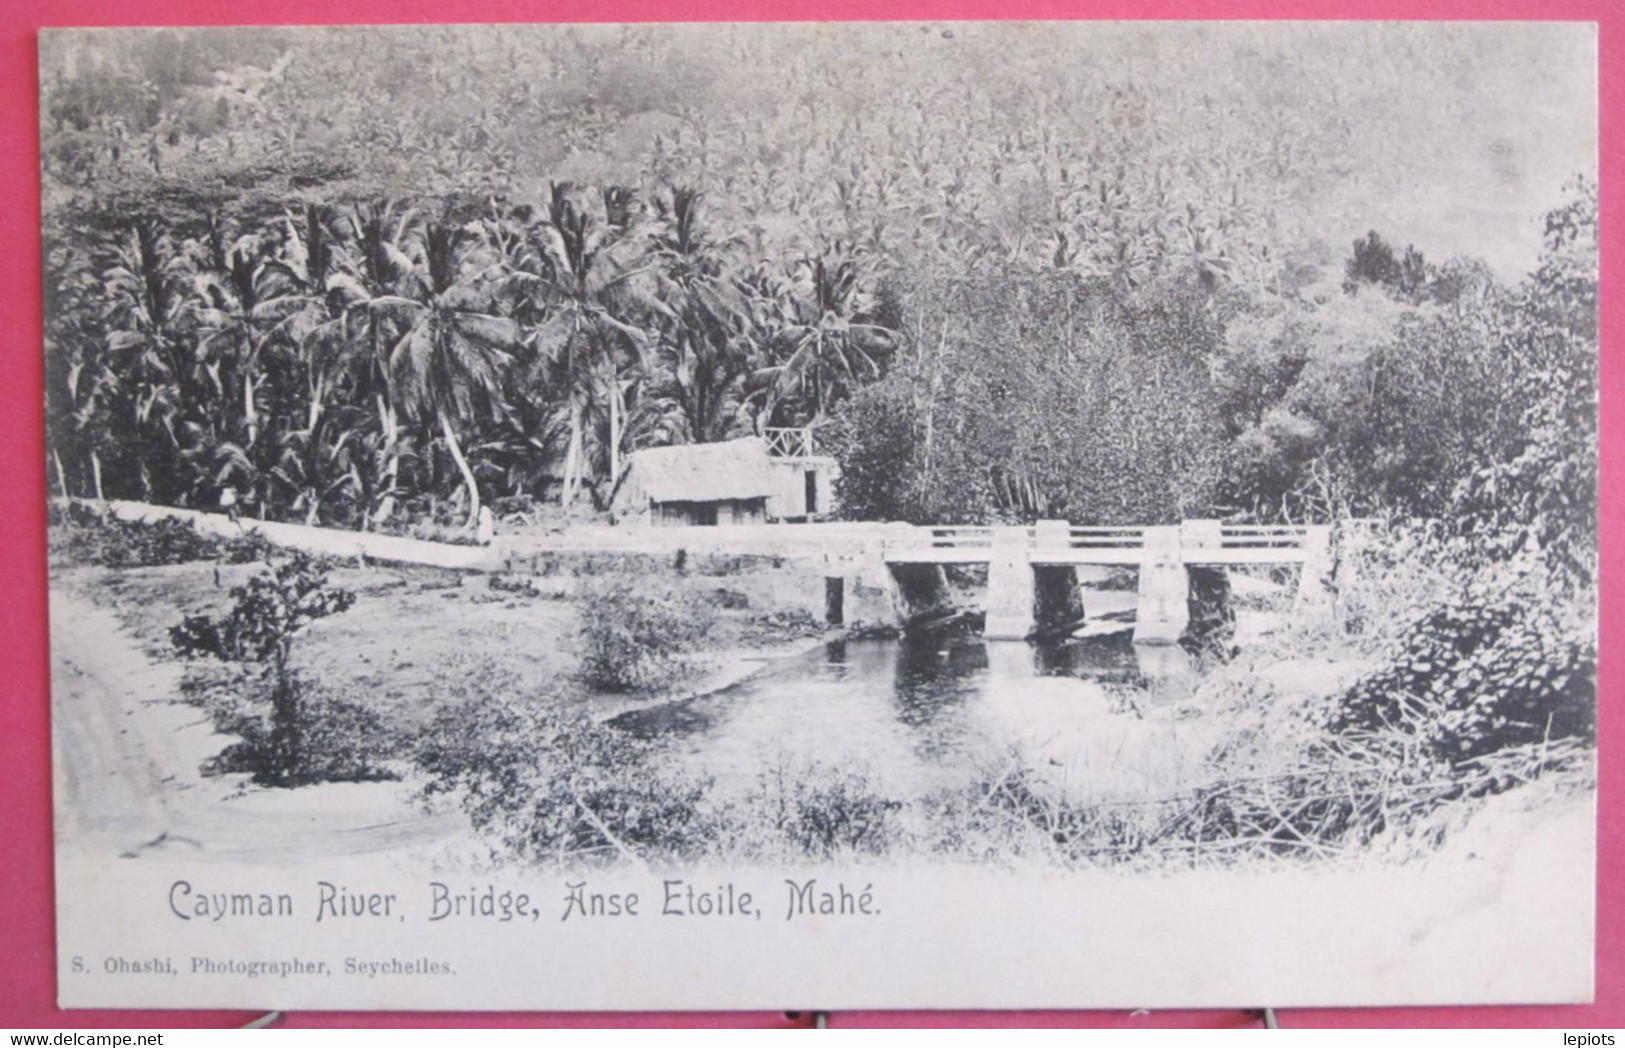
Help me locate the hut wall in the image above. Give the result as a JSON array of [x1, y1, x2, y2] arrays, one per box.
[[722, 498, 767, 525], [766, 457, 841, 520], [650, 498, 766, 526]]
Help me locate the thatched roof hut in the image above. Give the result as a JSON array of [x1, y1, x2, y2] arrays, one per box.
[[611, 437, 779, 525]]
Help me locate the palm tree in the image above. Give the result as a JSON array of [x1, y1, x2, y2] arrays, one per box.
[[95, 220, 199, 501], [748, 243, 896, 427], [44, 235, 111, 498], [266, 407, 364, 526], [259, 201, 352, 434], [336, 198, 420, 525], [499, 183, 662, 505], [643, 187, 754, 444], [366, 217, 517, 529]]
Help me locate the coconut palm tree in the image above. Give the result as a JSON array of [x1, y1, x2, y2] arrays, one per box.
[[189, 231, 309, 457], [330, 198, 420, 525], [366, 217, 517, 529], [266, 406, 364, 526], [95, 219, 200, 501], [642, 186, 754, 444], [498, 183, 663, 505], [44, 240, 115, 499], [747, 242, 896, 427], [255, 201, 351, 433]]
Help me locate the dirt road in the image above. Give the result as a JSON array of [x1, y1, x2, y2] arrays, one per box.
[[49, 589, 468, 864]]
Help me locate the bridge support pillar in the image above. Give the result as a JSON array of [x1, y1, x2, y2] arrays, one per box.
[[840, 539, 906, 633], [1033, 519, 1070, 552], [985, 526, 1037, 640], [1133, 641, 1195, 682], [1033, 566, 1085, 634], [1294, 524, 1334, 612], [1133, 525, 1189, 646]]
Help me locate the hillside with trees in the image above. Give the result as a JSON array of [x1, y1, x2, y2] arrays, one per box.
[[39, 24, 1596, 586]]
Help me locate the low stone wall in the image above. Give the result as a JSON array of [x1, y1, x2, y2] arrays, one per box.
[[71, 499, 904, 575], [76, 499, 502, 571]]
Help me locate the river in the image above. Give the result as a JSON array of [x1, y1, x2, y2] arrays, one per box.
[[612, 627, 1225, 807]]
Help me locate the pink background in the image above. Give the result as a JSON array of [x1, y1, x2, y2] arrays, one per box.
[[1, 0, 1619, 1030]]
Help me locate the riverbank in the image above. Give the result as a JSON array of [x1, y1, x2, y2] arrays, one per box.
[[51, 546, 842, 795], [47, 507, 1595, 877]]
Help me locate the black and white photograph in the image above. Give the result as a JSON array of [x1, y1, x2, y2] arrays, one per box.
[[40, 20, 1598, 1010]]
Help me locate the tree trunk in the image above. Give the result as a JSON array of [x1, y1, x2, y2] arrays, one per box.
[[608, 368, 621, 489], [91, 450, 105, 501], [372, 393, 398, 527], [52, 449, 70, 498], [921, 326, 945, 504], [438, 407, 480, 530], [270, 648, 302, 785], [561, 413, 582, 506], [244, 372, 259, 448], [308, 374, 323, 431]]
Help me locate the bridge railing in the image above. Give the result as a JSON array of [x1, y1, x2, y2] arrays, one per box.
[[882, 520, 1321, 560], [1062, 526, 1147, 549], [883, 525, 995, 549], [925, 526, 994, 548], [1219, 524, 1312, 549]]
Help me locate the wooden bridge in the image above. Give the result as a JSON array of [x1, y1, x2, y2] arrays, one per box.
[[876, 519, 1331, 643]]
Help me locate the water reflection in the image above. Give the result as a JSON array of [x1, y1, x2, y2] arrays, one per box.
[[883, 634, 986, 728], [612, 628, 1198, 802]]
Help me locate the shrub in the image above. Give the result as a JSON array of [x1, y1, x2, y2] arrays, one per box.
[[740, 607, 826, 643], [966, 765, 1156, 861], [575, 573, 717, 692], [416, 693, 714, 866], [219, 530, 277, 564], [50, 503, 219, 567], [169, 554, 360, 786], [490, 572, 546, 597], [1329, 598, 1595, 762], [750, 762, 903, 860], [489, 495, 536, 518], [204, 681, 401, 786], [171, 554, 356, 663], [48, 503, 278, 568]]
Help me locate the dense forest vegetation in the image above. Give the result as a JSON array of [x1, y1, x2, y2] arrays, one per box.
[[39, 24, 1597, 582]]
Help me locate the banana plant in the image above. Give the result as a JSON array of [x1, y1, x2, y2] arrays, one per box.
[[189, 231, 309, 459]]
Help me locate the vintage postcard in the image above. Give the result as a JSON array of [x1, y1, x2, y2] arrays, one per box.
[[41, 21, 1597, 1010]]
